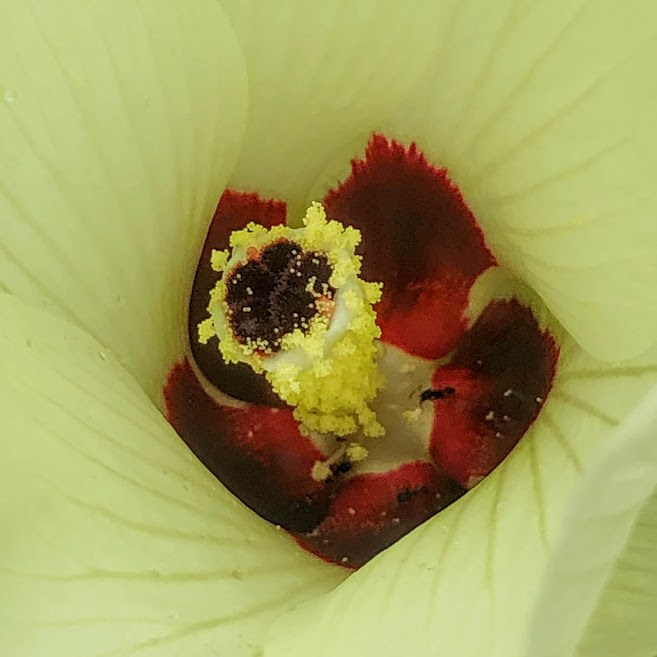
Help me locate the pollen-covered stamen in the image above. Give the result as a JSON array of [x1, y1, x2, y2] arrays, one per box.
[[310, 441, 369, 482], [168, 133, 562, 571], [203, 203, 385, 439], [225, 240, 336, 354]]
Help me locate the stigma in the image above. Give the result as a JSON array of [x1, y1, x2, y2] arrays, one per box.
[[200, 202, 385, 439]]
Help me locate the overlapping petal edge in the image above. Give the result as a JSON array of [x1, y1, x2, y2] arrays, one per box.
[[0, 0, 656, 655], [0, 292, 348, 657], [263, 339, 657, 657]]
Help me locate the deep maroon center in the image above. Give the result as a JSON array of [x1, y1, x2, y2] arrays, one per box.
[[165, 135, 560, 570], [225, 239, 335, 353]]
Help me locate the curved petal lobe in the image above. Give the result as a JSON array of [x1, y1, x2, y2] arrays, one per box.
[[220, 0, 456, 218], [429, 298, 558, 487], [0, 0, 247, 398], [387, 0, 657, 360], [0, 294, 345, 657], [524, 383, 657, 657], [576, 487, 657, 657], [165, 359, 333, 533], [264, 334, 657, 657]]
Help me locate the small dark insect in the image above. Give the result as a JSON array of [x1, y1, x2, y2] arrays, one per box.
[[396, 485, 429, 504], [333, 460, 353, 475], [420, 386, 456, 403]]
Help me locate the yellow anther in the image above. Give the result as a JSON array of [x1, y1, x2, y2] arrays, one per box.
[[197, 317, 215, 345], [201, 202, 385, 439], [346, 442, 369, 462], [210, 249, 229, 272]]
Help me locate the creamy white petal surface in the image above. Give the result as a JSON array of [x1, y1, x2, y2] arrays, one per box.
[[219, 0, 450, 220], [0, 293, 346, 657], [525, 383, 657, 657], [386, 0, 657, 361], [0, 0, 247, 399], [264, 337, 657, 657]]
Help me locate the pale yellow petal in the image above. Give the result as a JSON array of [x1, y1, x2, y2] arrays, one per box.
[[525, 383, 657, 657], [0, 0, 247, 399], [576, 488, 657, 657], [265, 334, 657, 657], [0, 293, 346, 657], [387, 0, 657, 360], [220, 0, 449, 220]]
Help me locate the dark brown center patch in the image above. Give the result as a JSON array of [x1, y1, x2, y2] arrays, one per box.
[[225, 239, 335, 352]]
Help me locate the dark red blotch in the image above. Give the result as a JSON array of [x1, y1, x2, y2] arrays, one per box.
[[428, 299, 559, 488], [165, 156, 558, 570], [295, 462, 465, 569], [324, 134, 496, 360], [165, 359, 335, 533], [188, 190, 287, 406]]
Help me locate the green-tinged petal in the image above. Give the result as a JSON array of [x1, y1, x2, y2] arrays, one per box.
[[387, 0, 657, 361], [264, 336, 657, 657], [0, 293, 346, 657], [0, 0, 247, 399], [524, 384, 657, 657], [219, 0, 449, 220], [577, 489, 657, 657]]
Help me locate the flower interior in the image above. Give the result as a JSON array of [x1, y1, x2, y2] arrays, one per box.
[[165, 134, 559, 569], [200, 204, 385, 440]]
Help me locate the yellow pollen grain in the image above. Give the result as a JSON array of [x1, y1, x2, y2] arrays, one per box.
[[311, 461, 332, 482], [197, 317, 215, 345], [403, 408, 422, 423], [210, 249, 229, 272], [346, 442, 369, 462]]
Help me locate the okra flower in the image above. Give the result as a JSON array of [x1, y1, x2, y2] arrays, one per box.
[[1, 2, 657, 657]]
